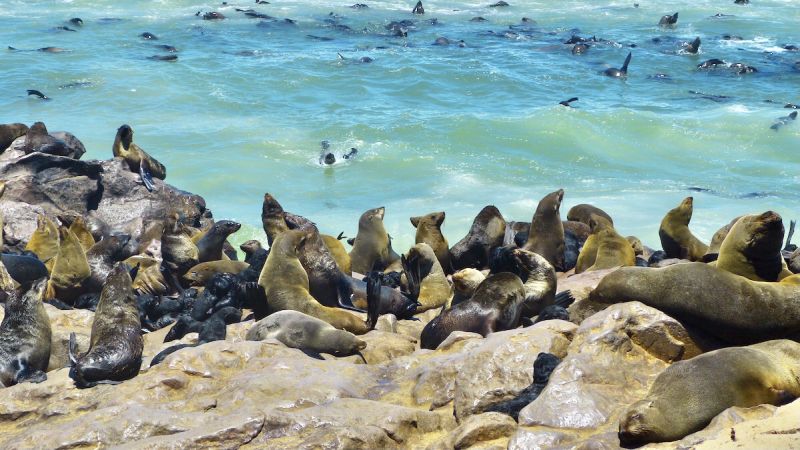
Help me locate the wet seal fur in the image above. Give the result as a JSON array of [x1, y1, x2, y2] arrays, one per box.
[[523, 189, 566, 271], [590, 262, 800, 344], [0, 279, 51, 387], [420, 272, 525, 350], [246, 310, 367, 358], [69, 263, 143, 388], [713, 211, 793, 281], [619, 340, 800, 446], [450, 205, 506, 270], [659, 196, 708, 261]]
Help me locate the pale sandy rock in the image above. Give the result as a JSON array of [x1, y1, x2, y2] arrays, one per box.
[[437, 331, 483, 350], [430, 412, 517, 450], [508, 428, 571, 449], [559, 268, 617, 324], [43, 304, 93, 371], [375, 313, 398, 333], [359, 330, 417, 364], [115, 411, 265, 449], [0, 201, 46, 250]]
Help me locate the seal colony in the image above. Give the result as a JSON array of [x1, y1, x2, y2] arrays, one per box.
[[3, 122, 800, 445]]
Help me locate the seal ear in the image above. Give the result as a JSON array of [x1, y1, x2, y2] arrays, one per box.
[[434, 212, 445, 226], [410, 216, 421, 228]]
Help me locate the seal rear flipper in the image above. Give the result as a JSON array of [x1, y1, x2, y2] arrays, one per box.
[[300, 349, 325, 360], [335, 275, 366, 313], [150, 344, 194, 367], [554, 290, 575, 308], [401, 254, 421, 302], [784, 220, 796, 252], [68, 332, 79, 366], [365, 271, 382, 330], [241, 281, 269, 320], [520, 317, 534, 328], [139, 163, 156, 192]]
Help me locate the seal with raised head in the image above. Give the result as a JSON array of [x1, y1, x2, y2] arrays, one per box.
[[523, 189, 566, 271], [712, 211, 793, 281], [702, 216, 741, 262], [82, 233, 131, 293], [69, 263, 143, 388], [411, 211, 451, 274], [658, 12, 678, 27], [0, 123, 28, 152], [258, 229, 378, 334], [246, 310, 367, 357], [659, 197, 708, 261], [450, 205, 506, 270], [0, 279, 51, 387], [420, 272, 525, 350], [183, 260, 249, 286], [618, 340, 800, 446], [112, 124, 167, 191], [25, 214, 60, 271], [193, 220, 241, 262], [590, 262, 800, 344], [349, 206, 395, 274]]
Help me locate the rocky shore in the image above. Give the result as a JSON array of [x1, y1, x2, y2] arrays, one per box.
[[1, 124, 799, 449]]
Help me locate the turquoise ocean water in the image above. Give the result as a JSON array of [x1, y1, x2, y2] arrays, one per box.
[[1, 0, 799, 253]]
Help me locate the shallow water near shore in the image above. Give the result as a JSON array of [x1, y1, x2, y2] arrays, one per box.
[[1, 0, 799, 252]]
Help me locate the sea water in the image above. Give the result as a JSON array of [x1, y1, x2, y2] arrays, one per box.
[[1, 0, 799, 253]]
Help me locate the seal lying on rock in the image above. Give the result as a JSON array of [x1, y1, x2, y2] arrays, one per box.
[[619, 340, 800, 446], [0, 279, 51, 387], [69, 263, 143, 388], [590, 262, 800, 344], [246, 310, 367, 358], [659, 197, 708, 261]]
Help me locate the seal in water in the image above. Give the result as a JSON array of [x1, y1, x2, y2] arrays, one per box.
[[69, 263, 143, 388], [0, 279, 52, 387], [112, 124, 167, 192], [603, 52, 632, 78], [658, 12, 678, 27], [619, 340, 800, 446], [412, 0, 424, 14]]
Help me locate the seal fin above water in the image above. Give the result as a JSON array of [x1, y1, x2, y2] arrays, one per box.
[[620, 52, 632, 75]]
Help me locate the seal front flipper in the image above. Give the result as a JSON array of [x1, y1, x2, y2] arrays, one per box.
[[554, 290, 575, 308], [365, 271, 382, 330], [12, 358, 47, 384], [335, 275, 366, 312], [139, 161, 156, 192], [301, 349, 325, 360]]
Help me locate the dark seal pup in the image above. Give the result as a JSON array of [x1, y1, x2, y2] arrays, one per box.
[[69, 263, 143, 388], [0, 279, 52, 387]]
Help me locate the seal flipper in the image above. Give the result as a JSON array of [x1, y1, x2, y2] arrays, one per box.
[[301, 349, 325, 360], [335, 275, 366, 313], [150, 344, 194, 367], [620, 52, 632, 75], [784, 220, 796, 252], [240, 281, 269, 320], [139, 161, 156, 192], [365, 271, 382, 330], [554, 290, 575, 308], [12, 358, 47, 384], [68, 332, 79, 366], [401, 254, 421, 302]]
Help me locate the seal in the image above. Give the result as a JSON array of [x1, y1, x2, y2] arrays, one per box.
[[349, 206, 395, 274], [183, 260, 249, 286], [451, 268, 485, 306], [523, 189, 566, 271], [0, 253, 48, 289], [411, 211, 452, 274], [82, 233, 131, 294], [0, 278, 51, 387], [401, 243, 452, 312], [342, 272, 418, 319], [420, 272, 525, 350], [112, 124, 167, 191], [260, 192, 314, 246], [575, 215, 635, 273], [246, 310, 367, 358], [63, 216, 96, 252], [240, 239, 266, 264], [322, 233, 351, 275], [0, 122, 28, 152], [489, 247, 557, 317], [21, 122, 70, 156], [702, 216, 741, 262], [619, 340, 800, 446], [659, 197, 708, 261], [161, 213, 200, 277], [24, 214, 60, 271], [46, 226, 91, 302], [193, 220, 241, 262], [68, 263, 143, 388], [590, 262, 800, 344], [450, 205, 506, 270], [484, 353, 560, 419], [258, 229, 379, 334], [603, 52, 632, 78], [151, 307, 241, 366], [658, 12, 678, 27], [713, 211, 793, 281], [412, 0, 424, 14], [566, 204, 613, 226]]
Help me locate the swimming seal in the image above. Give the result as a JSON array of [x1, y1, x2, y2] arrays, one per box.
[[684, 37, 701, 54], [420, 272, 525, 350], [523, 189, 565, 271], [69, 263, 143, 388], [246, 310, 367, 358], [401, 243, 451, 312], [603, 52, 632, 78], [450, 206, 506, 270], [590, 262, 800, 344], [713, 211, 792, 281], [349, 206, 395, 274], [0, 279, 51, 387], [410, 211, 451, 274], [659, 196, 708, 261], [658, 12, 678, 27], [0, 123, 28, 152], [112, 124, 167, 191], [619, 340, 800, 446], [193, 220, 241, 262], [258, 229, 378, 334], [412, 0, 424, 14]]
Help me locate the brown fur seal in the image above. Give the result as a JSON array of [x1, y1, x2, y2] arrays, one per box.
[[261, 193, 290, 246], [82, 234, 132, 294], [0, 279, 51, 386], [420, 272, 525, 350], [0, 123, 28, 153], [112, 124, 167, 190], [450, 205, 506, 270], [194, 220, 241, 263], [575, 215, 635, 273], [258, 229, 378, 334], [619, 340, 800, 446], [69, 263, 143, 388], [659, 197, 708, 261], [67, 217, 96, 252], [523, 189, 566, 271], [590, 262, 800, 344], [183, 260, 249, 286], [349, 206, 394, 274], [509, 248, 557, 317], [411, 211, 451, 274], [451, 268, 485, 306], [21, 122, 70, 156], [714, 211, 793, 281], [161, 213, 200, 276], [246, 310, 367, 357], [702, 216, 741, 262], [322, 234, 351, 275], [46, 227, 91, 302], [240, 239, 265, 264], [567, 203, 613, 226], [125, 253, 167, 296], [401, 243, 452, 312], [25, 214, 60, 272]]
